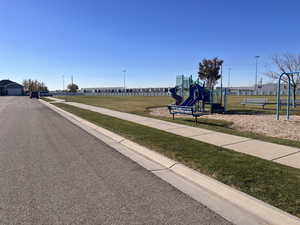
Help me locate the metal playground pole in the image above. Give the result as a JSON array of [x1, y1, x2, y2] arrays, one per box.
[[276, 72, 300, 120]]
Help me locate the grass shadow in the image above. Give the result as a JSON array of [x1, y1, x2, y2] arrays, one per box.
[[226, 109, 272, 115], [181, 118, 233, 128]]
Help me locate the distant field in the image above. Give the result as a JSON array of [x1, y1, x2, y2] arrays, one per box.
[[57, 96, 173, 114], [57, 95, 300, 115]]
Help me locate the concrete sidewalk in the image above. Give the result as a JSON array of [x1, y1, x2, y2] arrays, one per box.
[[48, 97, 300, 169]]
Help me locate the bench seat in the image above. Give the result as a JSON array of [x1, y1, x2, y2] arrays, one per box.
[[279, 99, 300, 105], [168, 105, 205, 123], [241, 98, 268, 108]]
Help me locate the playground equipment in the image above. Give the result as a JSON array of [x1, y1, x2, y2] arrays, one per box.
[[169, 87, 183, 105], [168, 75, 227, 120], [276, 71, 300, 120], [180, 83, 206, 106]]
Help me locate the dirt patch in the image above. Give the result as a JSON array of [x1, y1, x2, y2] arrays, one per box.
[[150, 107, 300, 141]]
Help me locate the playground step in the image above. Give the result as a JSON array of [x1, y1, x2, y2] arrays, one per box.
[[55, 99, 300, 170]]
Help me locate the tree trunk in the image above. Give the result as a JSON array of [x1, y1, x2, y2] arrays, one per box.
[[292, 85, 297, 108]]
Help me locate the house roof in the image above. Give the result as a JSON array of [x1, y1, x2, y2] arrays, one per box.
[[0, 80, 14, 86], [0, 80, 23, 88], [6, 83, 23, 88]]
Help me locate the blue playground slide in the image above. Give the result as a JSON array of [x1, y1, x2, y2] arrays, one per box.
[[170, 87, 183, 105], [180, 84, 204, 106]]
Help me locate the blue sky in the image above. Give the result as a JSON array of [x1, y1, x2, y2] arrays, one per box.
[[0, 0, 299, 90]]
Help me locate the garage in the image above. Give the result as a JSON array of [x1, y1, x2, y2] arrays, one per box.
[[0, 80, 24, 96]]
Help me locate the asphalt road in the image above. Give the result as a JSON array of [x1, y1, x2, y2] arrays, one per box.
[[0, 97, 233, 225]]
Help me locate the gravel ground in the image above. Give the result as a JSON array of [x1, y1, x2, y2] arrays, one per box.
[[150, 107, 300, 141]]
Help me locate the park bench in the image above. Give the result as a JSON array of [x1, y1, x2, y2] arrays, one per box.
[[167, 105, 205, 123], [240, 98, 268, 109], [279, 99, 300, 106]]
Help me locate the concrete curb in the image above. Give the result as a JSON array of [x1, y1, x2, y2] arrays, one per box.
[[40, 99, 300, 225]]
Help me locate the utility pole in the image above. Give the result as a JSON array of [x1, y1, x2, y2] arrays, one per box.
[[122, 70, 126, 91], [220, 64, 223, 104], [71, 75, 73, 85], [62, 75, 65, 91], [228, 68, 231, 88], [255, 56, 260, 94]]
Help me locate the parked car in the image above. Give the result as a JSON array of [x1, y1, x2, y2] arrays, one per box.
[[30, 91, 40, 99]]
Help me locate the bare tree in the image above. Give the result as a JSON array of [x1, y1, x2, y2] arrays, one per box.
[[265, 53, 300, 107], [22, 79, 49, 92]]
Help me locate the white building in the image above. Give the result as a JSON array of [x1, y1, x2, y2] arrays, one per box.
[[80, 87, 170, 93]]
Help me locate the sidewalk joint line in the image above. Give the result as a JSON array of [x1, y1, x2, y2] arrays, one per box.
[[271, 150, 300, 161], [164, 127, 183, 130], [221, 139, 252, 147], [189, 132, 215, 137], [168, 163, 179, 169], [150, 168, 168, 172], [118, 139, 125, 143], [164, 127, 184, 131], [150, 163, 179, 172]]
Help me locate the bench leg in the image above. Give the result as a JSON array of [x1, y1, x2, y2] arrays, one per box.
[[172, 113, 174, 120], [195, 116, 198, 124]]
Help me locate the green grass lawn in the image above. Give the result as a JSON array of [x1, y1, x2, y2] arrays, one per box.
[[57, 95, 173, 114], [226, 95, 300, 115], [53, 102, 300, 218], [56, 95, 300, 148], [57, 95, 300, 115], [40, 97, 54, 102]]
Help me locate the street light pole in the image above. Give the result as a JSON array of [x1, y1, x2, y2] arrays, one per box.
[[255, 56, 260, 94], [220, 64, 223, 104], [123, 70, 126, 91], [228, 68, 231, 88], [62, 75, 65, 91]]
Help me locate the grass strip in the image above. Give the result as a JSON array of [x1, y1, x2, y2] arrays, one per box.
[[53, 102, 300, 218], [56, 95, 300, 149], [41, 97, 54, 102]]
